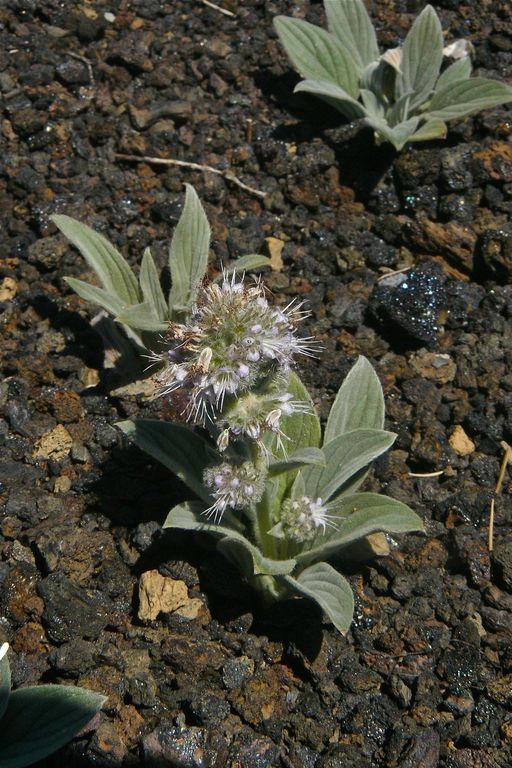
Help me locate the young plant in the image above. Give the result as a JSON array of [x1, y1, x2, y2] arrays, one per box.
[[274, 1, 512, 151], [57, 185, 424, 635], [52, 186, 271, 352], [0, 643, 105, 768]]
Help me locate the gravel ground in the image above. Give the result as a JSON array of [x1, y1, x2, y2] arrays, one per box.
[[1, 1, 512, 766]]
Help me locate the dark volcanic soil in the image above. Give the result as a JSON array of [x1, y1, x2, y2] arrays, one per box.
[[1, 1, 512, 766]]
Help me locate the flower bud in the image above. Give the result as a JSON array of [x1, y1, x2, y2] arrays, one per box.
[[203, 460, 266, 521]]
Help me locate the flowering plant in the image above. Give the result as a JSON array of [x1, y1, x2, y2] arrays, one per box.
[[275, 1, 512, 151], [0, 643, 105, 768], [55, 187, 423, 634]]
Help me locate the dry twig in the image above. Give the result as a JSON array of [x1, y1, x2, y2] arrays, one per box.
[[68, 51, 94, 86], [489, 440, 512, 551], [200, 0, 235, 16], [408, 470, 444, 478], [114, 153, 267, 199]]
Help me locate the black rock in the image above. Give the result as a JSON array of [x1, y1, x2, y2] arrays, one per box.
[[38, 572, 112, 643]]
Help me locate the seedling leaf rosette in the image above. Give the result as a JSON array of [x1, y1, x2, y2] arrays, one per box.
[[274, 1, 512, 151], [55, 186, 423, 635]]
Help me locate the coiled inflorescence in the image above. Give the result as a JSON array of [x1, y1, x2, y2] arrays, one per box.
[[153, 272, 314, 444], [203, 460, 266, 522]]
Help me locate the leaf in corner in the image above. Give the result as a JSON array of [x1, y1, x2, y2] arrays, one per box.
[[0, 684, 106, 768], [324, 356, 384, 444], [52, 215, 140, 305], [139, 248, 169, 321]]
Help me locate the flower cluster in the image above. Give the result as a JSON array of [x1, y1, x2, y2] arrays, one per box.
[[203, 460, 266, 522], [280, 495, 338, 542], [154, 272, 313, 425]]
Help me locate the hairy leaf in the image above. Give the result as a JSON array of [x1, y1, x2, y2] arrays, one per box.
[[165, 502, 296, 576], [116, 302, 168, 332], [226, 254, 273, 274], [428, 77, 512, 120], [274, 16, 359, 98], [0, 685, 105, 768], [325, 0, 379, 72], [324, 356, 384, 444], [269, 447, 326, 476], [139, 248, 168, 320], [367, 115, 420, 150], [435, 56, 472, 92], [168, 184, 210, 314], [296, 493, 424, 566], [294, 79, 366, 119], [283, 562, 354, 634], [397, 5, 443, 110], [301, 429, 396, 502], [53, 215, 140, 305], [277, 372, 321, 456], [408, 118, 447, 143], [64, 278, 125, 318], [118, 420, 214, 502]]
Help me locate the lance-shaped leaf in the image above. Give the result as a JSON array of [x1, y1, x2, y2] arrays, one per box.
[[168, 185, 210, 314], [274, 16, 360, 98], [52, 215, 140, 305], [269, 447, 326, 476], [282, 562, 354, 635], [0, 684, 106, 768], [434, 56, 472, 92], [226, 254, 272, 274], [324, 356, 384, 445], [427, 78, 512, 121], [325, 0, 379, 72], [296, 492, 424, 566], [367, 115, 421, 150], [408, 118, 447, 143], [64, 278, 125, 318], [116, 302, 168, 332], [396, 5, 443, 110], [139, 248, 169, 321], [165, 502, 297, 576], [301, 429, 396, 502], [294, 79, 366, 119], [277, 372, 321, 457], [0, 642, 10, 721], [118, 420, 214, 502]]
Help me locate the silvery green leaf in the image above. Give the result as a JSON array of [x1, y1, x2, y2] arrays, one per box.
[[165, 502, 296, 576], [269, 447, 326, 476], [301, 429, 396, 502], [324, 356, 384, 444], [52, 215, 140, 305], [277, 372, 321, 456], [116, 302, 168, 332], [118, 420, 214, 502], [0, 684, 106, 768], [294, 79, 366, 119], [367, 115, 420, 150], [396, 5, 443, 110], [324, 0, 379, 71], [283, 562, 354, 635], [274, 17, 360, 98], [296, 492, 424, 566], [65, 278, 125, 318], [408, 118, 447, 143], [168, 184, 210, 315], [428, 78, 512, 120], [226, 254, 272, 274], [386, 91, 414, 126], [359, 88, 385, 118], [435, 56, 472, 92], [139, 248, 168, 320], [0, 643, 10, 721]]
